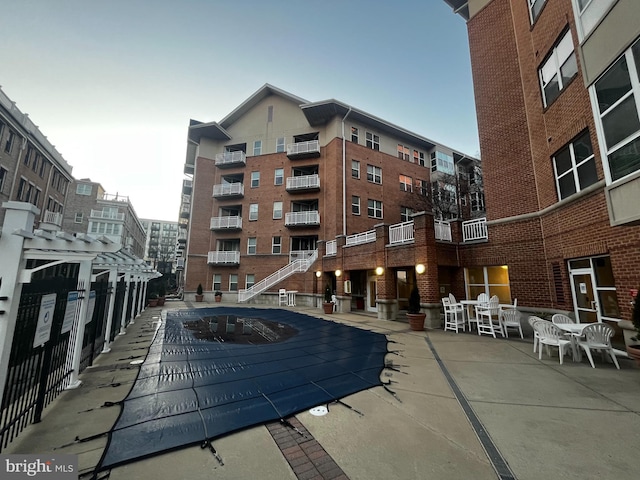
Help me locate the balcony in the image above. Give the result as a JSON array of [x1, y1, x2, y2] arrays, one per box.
[[90, 209, 124, 221], [325, 240, 337, 256], [462, 217, 488, 242], [286, 174, 320, 192], [184, 163, 194, 175], [177, 232, 187, 244], [210, 215, 242, 230], [179, 204, 190, 219], [213, 183, 245, 199], [346, 230, 376, 246], [434, 220, 452, 242], [215, 151, 246, 168], [182, 179, 192, 194], [285, 211, 320, 227], [287, 140, 320, 159], [38, 210, 63, 231], [389, 221, 414, 245], [207, 251, 240, 265]]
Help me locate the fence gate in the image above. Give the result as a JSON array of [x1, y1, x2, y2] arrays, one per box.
[[80, 280, 110, 371], [0, 276, 77, 451]]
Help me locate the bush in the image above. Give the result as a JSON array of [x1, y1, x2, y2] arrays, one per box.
[[408, 287, 421, 314], [158, 283, 166, 297], [196, 283, 203, 296], [149, 292, 158, 300], [215, 291, 222, 297], [324, 286, 332, 303]]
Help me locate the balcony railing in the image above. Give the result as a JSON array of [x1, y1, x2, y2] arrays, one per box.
[[434, 220, 452, 242], [285, 211, 320, 226], [215, 151, 246, 167], [213, 183, 244, 198], [326, 240, 337, 256], [42, 210, 63, 227], [286, 174, 320, 191], [289, 250, 316, 263], [207, 251, 240, 265], [90, 210, 124, 220], [182, 179, 192, 194], [462, 217, 488, 242], [389, 221, 414, 244], [346, 230, 376, 246], [210, 216, 242, 230], [287, 140, 320, 158]]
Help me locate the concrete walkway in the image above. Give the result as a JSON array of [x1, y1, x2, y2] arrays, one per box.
[[4, 301, 639, 479]]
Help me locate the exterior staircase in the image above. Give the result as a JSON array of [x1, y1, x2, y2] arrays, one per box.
[[237, 250, 318, 303]]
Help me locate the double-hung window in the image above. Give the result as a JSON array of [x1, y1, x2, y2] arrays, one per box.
[[274, 168, 284, 185], [367, 165, 382, 184], [253, 140, 262, 156], [351, 160, 360, 179], [552, 131, 598, 200], [272, 236, 281, 254], [400, 206, 413, 222], [399, 174, 412, 192], [229, 274, 238, 292], [273, 201, 283, 219], [276, 137, 285, 153], [367, 199, 383, 219], [366, 132, 379, 150], [352, 195, 360, 215], [397, 144, 410, 161], [351, 127, 359, 143], [249, 203, 258, 221], [528, 0, 547, 23], [251, 171, 260, 188], [247, 237, 257, 255], [213, 274, 222, 291], [539, 30, 578, 107]]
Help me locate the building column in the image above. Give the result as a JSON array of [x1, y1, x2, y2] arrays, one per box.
[[374, 222, 396, 320], [412, 211, 442, 329], [68, 259, 93, 389], [101, 268, 118, 353], [0, 202, 38, 410]]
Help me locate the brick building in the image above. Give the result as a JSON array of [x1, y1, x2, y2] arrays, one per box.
[[140, 218, 178, 278], [442, 0, 640, 343]]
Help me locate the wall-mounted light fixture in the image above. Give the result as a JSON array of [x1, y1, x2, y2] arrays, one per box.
[[375, 267, 384, 276], [415, 263, 426, 275], [335, 269, 342, 277], [316, 271, 322, 278]]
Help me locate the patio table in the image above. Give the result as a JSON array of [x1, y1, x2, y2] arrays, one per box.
[[555, 323, 594, 361]]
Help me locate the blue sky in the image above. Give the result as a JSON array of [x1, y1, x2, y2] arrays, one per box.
[[1, 0, 477, 221]]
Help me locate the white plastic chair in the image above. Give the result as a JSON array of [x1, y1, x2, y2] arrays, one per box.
[[527, 316, 543, 353], [500, 308, 523, 339], [552, 313, 575, 325], [278, 288, 288, 306], [331, 294, 337, 312], [477, 293, 489, 304], [443, 298, 465, 333], [475, 301, 499, 338], [578, 323, 620, 369], [533, 320, 572, 365]]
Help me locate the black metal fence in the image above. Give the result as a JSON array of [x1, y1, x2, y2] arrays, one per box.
[[80, 279, 110, 371]]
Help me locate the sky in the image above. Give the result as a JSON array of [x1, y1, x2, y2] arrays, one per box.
[[1, 0, 478, 222]]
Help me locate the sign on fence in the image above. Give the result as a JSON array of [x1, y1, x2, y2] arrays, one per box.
[[61, 291, 78, 334], [85, 290, 96, 325], [33, 294, 57, 348]]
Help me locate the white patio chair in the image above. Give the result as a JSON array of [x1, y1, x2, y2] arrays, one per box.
[[443, 298, 465, 333], [552, 313, 575, 325], [278, 288, 288, 306], [475, 302, 498, 338], [533, 320, 572, 365], [331, 294, 338, 312], [578, 323, 620, 369], [477, 293, 489, 304], [487, 295, 504, 336], [527, 316, 543, 353], [500, 308, 523, 339]]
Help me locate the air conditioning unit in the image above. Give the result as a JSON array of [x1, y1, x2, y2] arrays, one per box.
[[344, 280, 352, 294]]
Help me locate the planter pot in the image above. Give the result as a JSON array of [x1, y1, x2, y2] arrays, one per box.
[[323, 302, 334, 314], [215, 296, 222, 303], [148, 299, 158, 307], [195, 294, 204, 302], [626, 345, 640, 366], [407, 313, 426, 331], [157, 297, 165, 306]]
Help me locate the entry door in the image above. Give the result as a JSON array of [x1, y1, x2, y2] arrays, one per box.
[[367, 274, 378, 313], [569, 269, 598, 323]]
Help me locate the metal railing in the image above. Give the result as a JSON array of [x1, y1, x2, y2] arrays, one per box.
[[462, 217, 487, 242], [389, 221, 414, 244], [326, 240, 337, 256], [215, 151, 246, 166], [90, 210, 125, 220], [286, 174, 320, 190], [434, 220, 452, 241], [289, 250, 316, 262], [346, 230, 376, 246], [207, 251, 240, 264], [42, 210, 63, 226], [210, 216, 242, 230], [285, 211, 320, 226], [287, 140, 320, 156], [238, 249, 318, 302], [213, 183, 244, 197]]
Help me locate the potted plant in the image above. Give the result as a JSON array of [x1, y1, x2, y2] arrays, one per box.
[[406, 286, 426, 331], [625, 290, 640, 365], [148, 292, 159, 307], [214, 291, 222, 303], [322, 286, 334, 314], [157, 283, 166, 306], [195, 283, 204, 302]]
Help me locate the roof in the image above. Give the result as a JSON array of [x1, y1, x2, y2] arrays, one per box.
[[443, 0, 470, 20]]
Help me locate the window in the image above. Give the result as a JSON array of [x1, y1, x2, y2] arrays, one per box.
[[397, 144, 410, 161], [351, 127, 359, 143], [272, 236, 281, 254], [367, 165, 382, 184], [573, 0, 615, 39], [367, 199, 383, 219], [553, 131, 598, 200], [251, 171, 260, 188], [594, 38, 640, 181], [253, 140, 262, 156], [247, 237, 257, 254], [76, 183, 93, 195], [465, 266, 512, 303], [24, 147, 33, 166], [17, 178, 27, 201], [276, 137, 285, 153], [431, 151, 455, 174], [31, 155, 39, 172], [399, 174, 413, 192], [75, 212, 83, 223], [229, 274, 238, 291], [415, 179, 429, 196], [5, 130, 15, 154], [274, 168, 284, 185], [528, 0, 547, 23], [246, 274, 255, 289], [400, 206, 413, 222], [539, 30, 578, 107], [351, 160, 360, 179], [33, 188, 41, 207], [471, 192, 485, 212], [0, 166, 7, 193], [366, 132, 379, 150], [273, 201, 283, 219], [213, 274, 222, 291], [249, 203, 258, 221], [39, 159, 47, 178], [352, 195, 360, 215]]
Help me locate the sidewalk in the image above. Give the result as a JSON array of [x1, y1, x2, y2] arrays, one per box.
[[5, 301, 640, 479]]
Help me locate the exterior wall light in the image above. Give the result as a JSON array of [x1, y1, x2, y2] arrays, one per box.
[[415, 264, 426, 275], [375, 267, 384, 276], [335, 269, 342, 277], [316, 271, 322, 277]]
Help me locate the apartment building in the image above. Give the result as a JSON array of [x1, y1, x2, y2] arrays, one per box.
[[182, 84, 483, 314], [140, 218, 178, 277], [0, 87, 73, 228], [63, 178, 147, 258], [442, 0, 640, 342]]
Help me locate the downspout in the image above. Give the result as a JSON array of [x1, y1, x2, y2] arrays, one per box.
[[341, 108, 352, 236]]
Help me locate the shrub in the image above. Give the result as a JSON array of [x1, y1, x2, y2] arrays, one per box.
[[408, 287, 421, 314], [196, 283, 203, 296], [324, 286, 332, 303]]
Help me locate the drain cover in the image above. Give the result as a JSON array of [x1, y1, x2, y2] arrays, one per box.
[[309, 406, 328, 416]]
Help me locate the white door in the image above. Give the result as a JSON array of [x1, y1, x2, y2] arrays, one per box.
[[366, 274, 378, 313], [569, 268, 599, 323]]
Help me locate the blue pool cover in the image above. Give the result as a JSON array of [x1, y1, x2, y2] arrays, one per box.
[[98, 307, 388, 469]]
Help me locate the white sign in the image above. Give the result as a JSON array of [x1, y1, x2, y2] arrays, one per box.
[[61, 292, 79, 334], [579, 282, 587, 294], [85, 290, 97, 325], [33, 293, 57, 348]]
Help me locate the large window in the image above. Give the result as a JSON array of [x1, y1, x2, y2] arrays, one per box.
[[249, 203, 258, 221], [414, 150, 425, 166], [274, 168, 284, 185], [397, 144, 410, 161], [573, 0, 615, 40], [366, 132, 379, 150], [253, 140, 262, 156], [594, 38, 640, 182], [76, 183, 93, 195], [229, 274, 238, 292], [539, 30, 578, 107], [367, 165, 382, 184], [431, 151, 455, 175], [246, 274, 255, 289], [367, 199, 383, 219], [351, 160, 360, 179], [273, 201, 283, 219], [276, 137, 285, 153], [247, 237, 256, 255], [400, 206, 413, 222], [399, 174, 412, 192], [352, 195, 360, 215], [213, 274, 222, 291], [528, 0, 547, 23], [553, 131, 598, 200], [251, 171, 260, 188], [465, 266, 512, 304]]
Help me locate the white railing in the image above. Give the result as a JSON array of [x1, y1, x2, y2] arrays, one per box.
[[42, 210, 63, 226], [213, 183, 245, 197], [289, 250, 316, 262], [287, 140, 320, 156], [326, 240, 337, 256], [286, 174, 320, 190], [285, 211, 320, 226], [182, 179, 192, 191], [210, 216, 242, 230], [434, 220, 452, 241], [238, 249, 318, 302], [90, 210, 125, 220], [389, 221, 414, 244], [207, 251, 240, 264], [215, 151, 246, 166], [346, 230, 376, 246], [462, 217, 488, 242], [176, 258, 185, 268]]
